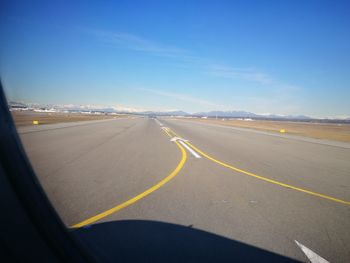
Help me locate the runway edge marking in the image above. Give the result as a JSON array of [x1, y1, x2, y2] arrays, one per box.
[[70, 128, 187, 229]]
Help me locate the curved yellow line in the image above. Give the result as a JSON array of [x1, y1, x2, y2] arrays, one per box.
[[71, 132, 187, 228], [186, 141, 350, 205], [168, 127, 349, 205]]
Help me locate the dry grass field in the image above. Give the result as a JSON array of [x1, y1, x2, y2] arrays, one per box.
[[179, 118, 350, 142], [11, 111, 128, 127]]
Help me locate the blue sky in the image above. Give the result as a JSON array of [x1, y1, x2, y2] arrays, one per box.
[[1, 0, 350, 117]]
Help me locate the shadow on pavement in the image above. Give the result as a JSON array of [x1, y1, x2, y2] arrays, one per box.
[[71, 220, 300, 262]]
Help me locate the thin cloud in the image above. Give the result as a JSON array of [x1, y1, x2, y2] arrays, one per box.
[[140, 88, 223, 108], [207, 65, 273, 85], [80, 27, 302, 104], [79, 27, 187, 58]]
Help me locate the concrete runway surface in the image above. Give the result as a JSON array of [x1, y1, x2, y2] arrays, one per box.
[[18, 117, 350, 262]]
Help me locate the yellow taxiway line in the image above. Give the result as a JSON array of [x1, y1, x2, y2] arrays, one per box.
[[167, 128, 350, 205], [71, 129, 187, 228]]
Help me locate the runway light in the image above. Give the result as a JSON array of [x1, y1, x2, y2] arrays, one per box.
[[280, 129, 286, 133], [33, 120, 39, 125]]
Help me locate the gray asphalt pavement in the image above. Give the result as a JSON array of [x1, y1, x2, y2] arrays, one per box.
[[18, 117, 350, 262]]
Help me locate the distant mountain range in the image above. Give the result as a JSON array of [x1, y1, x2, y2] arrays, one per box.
[[8, 101, 350, 121], [142, 109, 322, 120], [8, 101, 143, 113], [193, 110, 312, 120], [142, 110, 189, 116]]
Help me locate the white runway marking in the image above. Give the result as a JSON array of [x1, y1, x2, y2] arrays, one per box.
[[170, 136, 188, 142], [154, 119, 163, 126], [179, 140, 201, 158], [170, 137, 201, 158], [295, 240, 329, 263]]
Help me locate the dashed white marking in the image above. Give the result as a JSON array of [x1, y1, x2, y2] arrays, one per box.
[[154, 119, 163, 126], [295, 240, 329, 263]]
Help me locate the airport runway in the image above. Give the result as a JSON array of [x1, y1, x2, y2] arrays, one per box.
[[18, 117, 350, 262]]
